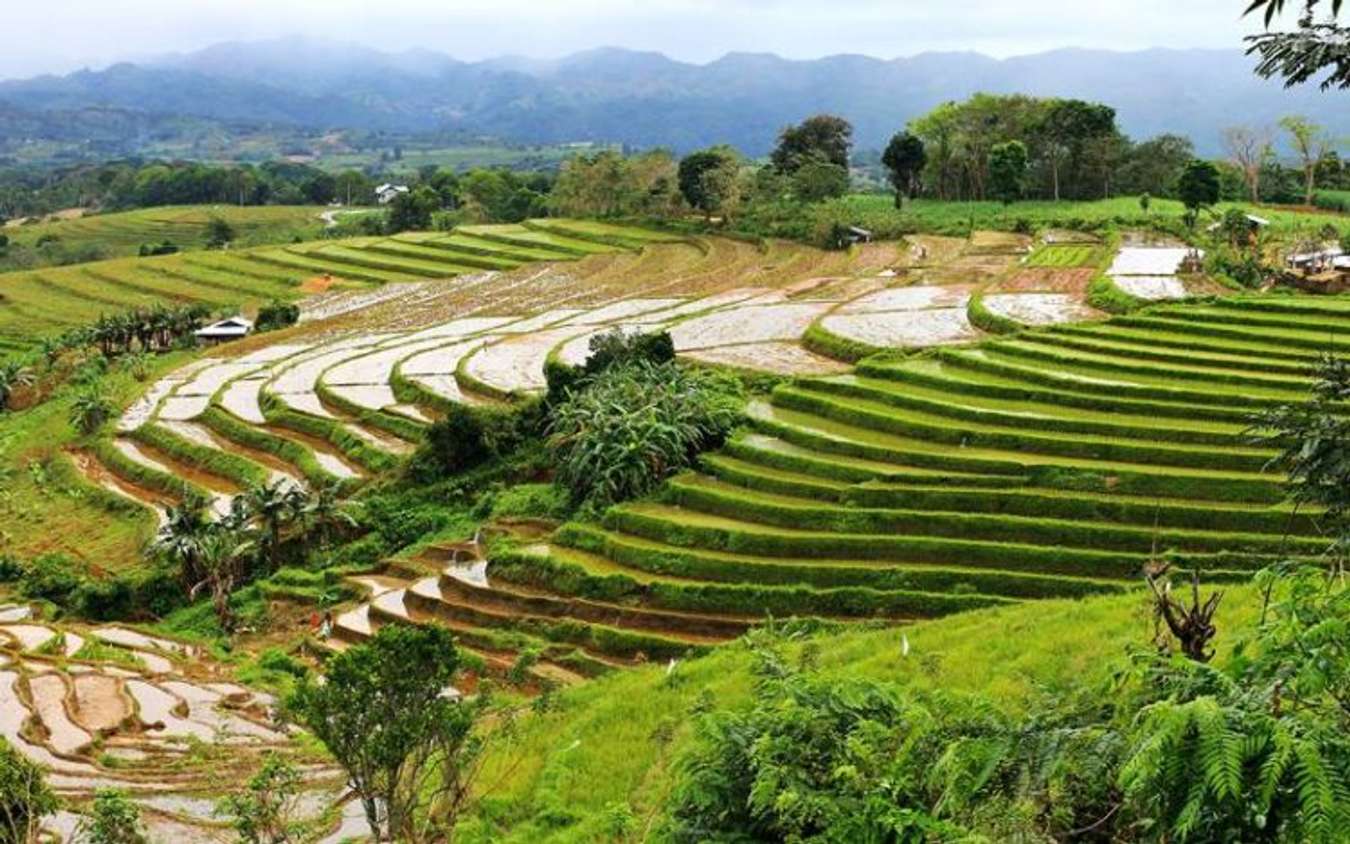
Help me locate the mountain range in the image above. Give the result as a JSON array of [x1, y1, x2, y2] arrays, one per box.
[[1, 37, 1346, 157]]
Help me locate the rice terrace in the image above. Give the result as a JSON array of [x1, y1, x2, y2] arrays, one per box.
[[2, 0, 1350, 841]]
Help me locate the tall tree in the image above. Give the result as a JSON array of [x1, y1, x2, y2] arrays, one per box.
[[1222, 125, 1274, 203], [677, 146, 741, 220], [1280, 115, 1337, 204], [0, 737, 56, 843], [770, 115, 853, 174], [988, 141, 1029, 205], [385, 187, 441, 234], [881, 132, 927, 207], [1036, 99, 1117, 201], [1178, 159, 1222, 227]]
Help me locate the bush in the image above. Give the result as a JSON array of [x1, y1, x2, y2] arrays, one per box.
[[138, 241, 178, 257], [78, 788, 145, 844], [255, 300, 300, 332], [409, 397, 543, 483], [19, 553, 86, 604], [545, 327, 676, 404], [548, 360, 742, 509], [488, 483, 572, 521]]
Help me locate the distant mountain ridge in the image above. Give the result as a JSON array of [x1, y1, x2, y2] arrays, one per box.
[[1, 37, 1345, 156]]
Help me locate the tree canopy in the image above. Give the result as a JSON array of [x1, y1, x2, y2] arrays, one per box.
[[881, 131, 926, 206], [770, 115, 853, 174]]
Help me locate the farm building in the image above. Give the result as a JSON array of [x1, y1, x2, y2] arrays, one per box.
[[375, 183, 410, 204], [1286, 247, 1346, 273], [195, 316, 253, 344]]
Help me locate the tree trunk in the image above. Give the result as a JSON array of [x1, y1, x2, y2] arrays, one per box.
[[1305, 167, 1316, 207]]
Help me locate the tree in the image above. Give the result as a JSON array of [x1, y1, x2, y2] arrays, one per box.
[[550, 150, 682, 218], [1037, 99, 1117, 201], [76, 789, 145, 844], [189, 529, 249, 634], [988, 141, 1029, 204], [385, 187, 440, 234], [1245, 0, 1349, 90], [204, 217, 235, 249], [1117, 134, 1195, 197], [770, 115, 853, 174], [1280, 115, 1337, 204], [0, 736, 57, 843], [1258, 354, 1350, 567], [1222, 126, 1274, 203], [880, 131, 926, 207], [290, 624, 487, 842], [216, 753, 301, 844], [677, 147, 741, 219], [299, 482, 356, 552], [243, 480, 303, 571], [1177, 159, 1222, 227], [790, 155, 851, 203]]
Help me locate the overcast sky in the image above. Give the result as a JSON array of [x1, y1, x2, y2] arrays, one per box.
[[7, 0, 1271, 79]]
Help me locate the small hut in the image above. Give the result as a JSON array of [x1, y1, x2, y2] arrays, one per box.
[[195, 316, 253, 345]]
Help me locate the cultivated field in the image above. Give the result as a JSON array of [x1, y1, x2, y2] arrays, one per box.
[[58, 220, 1267, 681], [402, 293, 1334, 675], [0, 218, 674, 353], [0, 205, 329, 267], [0, 603, 359, 841]]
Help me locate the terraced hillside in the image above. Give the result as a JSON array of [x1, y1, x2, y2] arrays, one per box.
[[0, 219, 692, 354], [0, 205, 328, 267], [335, 294, 1338, 672], [0, 604, 365, 841]]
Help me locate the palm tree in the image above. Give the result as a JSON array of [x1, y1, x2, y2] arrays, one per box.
[[190, 529, 250, 634], [244, 480, 301, 570], [153, 501, 212, 587], [69, 388, 114, 435], [0, 360, 34, 412], [300, 482, 357, 550]]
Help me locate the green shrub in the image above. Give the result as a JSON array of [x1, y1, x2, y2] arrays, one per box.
[[545, 326, 677, 404], [548, 360, 743, 509], [488, 483, 572, 521], [19, 553, 86, 604], [409, 400, 540, 481], [255, 299, 300, 332]]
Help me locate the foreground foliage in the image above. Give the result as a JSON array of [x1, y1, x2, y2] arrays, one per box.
[[665, 567, 1350, 842], [0, 736, 56, 843], [291, 624, 489, 843]]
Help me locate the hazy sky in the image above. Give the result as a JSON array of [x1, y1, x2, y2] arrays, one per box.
[[8, 0, 1270, 79]]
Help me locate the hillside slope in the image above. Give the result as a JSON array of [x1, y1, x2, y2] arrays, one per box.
[[458, 583, 1263, 842]]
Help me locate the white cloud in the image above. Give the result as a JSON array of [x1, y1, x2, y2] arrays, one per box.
[[2, 0, 1272, 78]]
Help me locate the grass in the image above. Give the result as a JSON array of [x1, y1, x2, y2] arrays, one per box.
[[459, 582, 1264, 843], [823, 194, 1350, 240], [0, 352, 195, 569], [0, 205, 328, 272]]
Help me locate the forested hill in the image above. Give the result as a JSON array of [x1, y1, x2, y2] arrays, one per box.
[[2, 40, 1346, 154]]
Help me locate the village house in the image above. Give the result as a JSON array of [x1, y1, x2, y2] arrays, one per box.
[[375, 183, 410, 204]]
